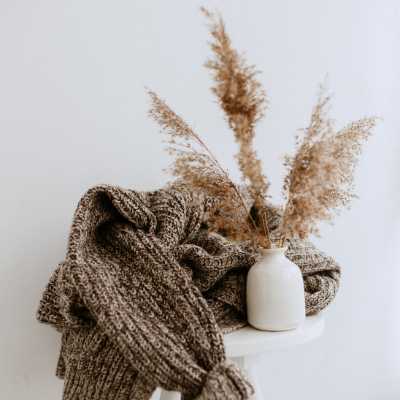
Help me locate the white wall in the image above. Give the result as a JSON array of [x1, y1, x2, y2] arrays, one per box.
[[1, 1, 399, 399]]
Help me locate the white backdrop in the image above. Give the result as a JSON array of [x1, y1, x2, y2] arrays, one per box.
[[1, 1, 399, 399]]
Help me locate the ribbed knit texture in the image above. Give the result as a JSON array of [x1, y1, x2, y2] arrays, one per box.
[[37, 184, 340, 399]]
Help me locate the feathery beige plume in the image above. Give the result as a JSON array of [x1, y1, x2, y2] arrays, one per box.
[[147, 90, 270, 248], [322, 116, 381, 213], [281, 83, 339, 241], [202, 7, 271, 242]]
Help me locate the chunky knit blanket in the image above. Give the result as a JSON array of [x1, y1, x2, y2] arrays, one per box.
[[37, 184, 340, 400]]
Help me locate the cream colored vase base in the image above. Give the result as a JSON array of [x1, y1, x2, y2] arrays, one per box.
[[247, 246, 306, 331]]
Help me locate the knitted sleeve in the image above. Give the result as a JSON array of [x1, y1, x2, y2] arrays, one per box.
[[63, 185, 253, 400]]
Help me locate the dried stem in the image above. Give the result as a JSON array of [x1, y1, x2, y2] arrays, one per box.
[[259, 211, 266, 237], [278, 232, 282, 248], [281, 232, 287, 248], [263, 212, 271, 248]]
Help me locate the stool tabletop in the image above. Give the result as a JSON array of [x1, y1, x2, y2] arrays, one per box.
[[223, 312, 325, 358], [156, 313, 325, 400]]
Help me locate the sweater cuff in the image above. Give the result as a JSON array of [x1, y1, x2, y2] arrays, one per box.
[[195, 359, 253, 400]]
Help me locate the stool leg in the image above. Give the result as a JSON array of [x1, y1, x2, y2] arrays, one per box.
[[150, 388, 161, 400], [159, 389, 181, 400], [244, 364, 264, 400]]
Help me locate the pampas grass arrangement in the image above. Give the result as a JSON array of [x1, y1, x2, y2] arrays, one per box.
[[148, 8, 380, 249]]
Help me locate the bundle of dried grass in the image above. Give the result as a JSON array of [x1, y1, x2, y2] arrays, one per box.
[[147, 8, 379, 249]]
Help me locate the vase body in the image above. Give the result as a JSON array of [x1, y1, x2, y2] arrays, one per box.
[[246, 247, 306, 331]]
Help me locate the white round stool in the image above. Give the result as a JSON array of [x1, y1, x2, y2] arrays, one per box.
[[152, 312, 325, 400]]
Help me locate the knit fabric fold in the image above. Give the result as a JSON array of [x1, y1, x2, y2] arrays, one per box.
[[193, 359, 253, 400], [37, 184, 340, 399]]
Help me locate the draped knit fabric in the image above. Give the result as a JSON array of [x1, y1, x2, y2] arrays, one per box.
[[37, 184, 341, 400]]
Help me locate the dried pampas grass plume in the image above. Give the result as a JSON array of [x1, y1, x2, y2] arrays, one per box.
[[147, 89, 271, 249], [281, 83, 339, 241], [202, 7, 271, 240], [281, 82, 381, 243]]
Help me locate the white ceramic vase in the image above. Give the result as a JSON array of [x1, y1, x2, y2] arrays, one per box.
[[246, 246, 306, 331]]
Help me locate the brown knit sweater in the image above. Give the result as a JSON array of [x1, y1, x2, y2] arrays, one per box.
[[37, 184, 340, 399]]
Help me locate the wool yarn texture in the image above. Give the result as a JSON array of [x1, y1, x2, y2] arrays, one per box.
[[37, 184, 340, 399]]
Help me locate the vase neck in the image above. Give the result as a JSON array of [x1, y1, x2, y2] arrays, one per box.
[[259, 247, 287, 259]]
